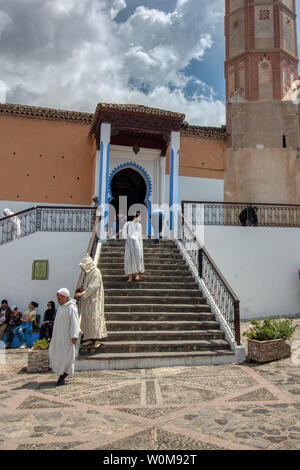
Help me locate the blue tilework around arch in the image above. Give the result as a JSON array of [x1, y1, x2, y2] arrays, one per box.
[[107, 162, 152, 236]]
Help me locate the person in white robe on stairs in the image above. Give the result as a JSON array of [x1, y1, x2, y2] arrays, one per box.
[[48, 288, 80, 387], [122, 212, 144, 283], [75, 254, 108, 348]]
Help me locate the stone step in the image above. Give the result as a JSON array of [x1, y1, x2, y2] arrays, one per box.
[[101, 269, 191, 276], [102, 282, 198, 289], [100, 251, 180, 258], [101, 330, 225, 342], [100, 252, 183, 258], [105, 312, 215, 322], [85, 339, 230, 354], [104, 289, 202, 297], [105, 320, 221, 331], [100, 246, 179, 252], [105, 304, 211, 313], [100, 257, 185, 264], [76, 350, 236, 370], [105, 296, 207, 305], [99, 262, 187, 269], [100, 262, 189, 270], [103, 241, 176, 247], [102, 275, 194, 283]]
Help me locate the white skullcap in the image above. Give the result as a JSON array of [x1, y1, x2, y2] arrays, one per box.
[[11, 305, 18, 310], [57, 288, 70, 297]]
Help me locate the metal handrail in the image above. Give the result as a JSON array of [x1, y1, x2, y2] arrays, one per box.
[[182, 200, 300, 207], [0, 205, 96, 221], [0, 206, 96, 245], [181, 214, 241, 345], [182, 201, 300, 228]]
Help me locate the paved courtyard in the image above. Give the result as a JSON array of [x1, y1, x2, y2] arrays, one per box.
[[0, 319, 300, 451]]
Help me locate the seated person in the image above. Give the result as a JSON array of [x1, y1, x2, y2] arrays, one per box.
[[14, 301, 38, 349], [39, 301, 57, 341], [0, 300, 11, 341], [239, 206, 258, 227], [5, 305, 22, 349]]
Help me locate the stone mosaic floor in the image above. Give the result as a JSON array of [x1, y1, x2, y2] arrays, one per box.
[[1, 330, 300, 451]]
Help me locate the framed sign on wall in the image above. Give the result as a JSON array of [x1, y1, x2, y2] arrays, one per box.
[[32, 260, 49, 280]]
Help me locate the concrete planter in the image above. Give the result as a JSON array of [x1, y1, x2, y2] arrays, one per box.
[[27, 349, 50, 373], [247, 338, 291, 363]]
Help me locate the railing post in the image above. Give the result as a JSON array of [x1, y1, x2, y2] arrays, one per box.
[[36, 208, 42, 231], [198, 247, 203, 278], [234, 300, 241, 345]]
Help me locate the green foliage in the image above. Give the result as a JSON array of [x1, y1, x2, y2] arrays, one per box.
[[243, 318, 297, 341], [33, 338, 50, 350]]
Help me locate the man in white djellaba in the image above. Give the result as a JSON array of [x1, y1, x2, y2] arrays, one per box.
[[75, 253, 108, 349], [122, 212, 144, 283], [3, 209, 21, 241], [48, 288, 80, 387]]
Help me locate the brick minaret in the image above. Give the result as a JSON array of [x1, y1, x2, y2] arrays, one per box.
[[224, 1, 300, 205], [225, 0, 298, 103]]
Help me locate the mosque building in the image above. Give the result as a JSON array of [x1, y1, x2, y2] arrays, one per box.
[[1, 1, 300, 329], [0, 0, 299, 217]]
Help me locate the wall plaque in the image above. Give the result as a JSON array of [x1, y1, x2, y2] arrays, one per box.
[[32, 260, 49, 280]]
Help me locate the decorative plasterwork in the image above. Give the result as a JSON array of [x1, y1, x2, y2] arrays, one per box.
[[89, 103, 185, 144]]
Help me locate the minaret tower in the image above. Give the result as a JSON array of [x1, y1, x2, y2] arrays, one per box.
[[224, 0, 300, 204], [225, 0, 298, 103]]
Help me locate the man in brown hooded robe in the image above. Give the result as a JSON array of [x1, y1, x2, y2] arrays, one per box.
[[75, 254, 107, 348]]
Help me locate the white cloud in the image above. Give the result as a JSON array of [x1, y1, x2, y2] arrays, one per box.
[[0, 10, 12, 36], [0, 0, 225, 125]]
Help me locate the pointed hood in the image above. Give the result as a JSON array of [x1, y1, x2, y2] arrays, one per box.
[[79, 253, 96, 274]]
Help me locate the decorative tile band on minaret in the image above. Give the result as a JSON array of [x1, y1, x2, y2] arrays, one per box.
[[225, 0, 298, 104]]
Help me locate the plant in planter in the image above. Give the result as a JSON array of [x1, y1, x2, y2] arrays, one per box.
[[27, 339, 50, 372], [243, 318, 297, 363], [33, 339, 50, 350]]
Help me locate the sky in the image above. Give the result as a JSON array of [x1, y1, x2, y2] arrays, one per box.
[[0, 0, 300, 126]]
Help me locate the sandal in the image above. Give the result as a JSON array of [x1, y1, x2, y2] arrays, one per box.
[[128, 276, 133, 283], [134, 274, 140, 281]]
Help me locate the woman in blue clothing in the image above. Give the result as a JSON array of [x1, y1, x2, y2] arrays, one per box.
[[14, 301, 38, 348]]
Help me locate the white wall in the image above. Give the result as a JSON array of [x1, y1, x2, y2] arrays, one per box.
[[0, 232, 90, 322], [202, 226, 300, 319], [179, 176, 224, 203]]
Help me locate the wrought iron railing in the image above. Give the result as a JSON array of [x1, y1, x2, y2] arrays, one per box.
[[182, 201, 300, 227], [0, 206, 96, 245], [180, 214, 240, 345]]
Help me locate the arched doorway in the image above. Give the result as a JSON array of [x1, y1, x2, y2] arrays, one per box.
[[110, 168, 147, 214], [109, 167, 150, 237]]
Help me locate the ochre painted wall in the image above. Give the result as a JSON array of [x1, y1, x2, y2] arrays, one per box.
[[166, 136, 225, 179], [0, 117, 95, 205]]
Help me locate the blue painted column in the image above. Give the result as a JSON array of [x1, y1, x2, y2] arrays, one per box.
[[169, 131, 180, 238], [98, 122, 111, 240]]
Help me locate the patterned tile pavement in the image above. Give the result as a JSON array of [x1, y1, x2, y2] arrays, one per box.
[[0, 319, 300, 451]]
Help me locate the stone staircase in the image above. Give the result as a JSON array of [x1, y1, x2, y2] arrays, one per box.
[[76, 240, 235, 370]]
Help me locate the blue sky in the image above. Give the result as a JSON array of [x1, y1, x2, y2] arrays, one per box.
[[0, 0, 299, 126]]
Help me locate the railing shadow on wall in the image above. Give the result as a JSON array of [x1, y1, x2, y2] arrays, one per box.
[[179, 213, 240, 345], [182, 201, 300, 227], [0, 206, 96, 245]]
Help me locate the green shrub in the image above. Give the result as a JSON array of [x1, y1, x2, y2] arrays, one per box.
[[243, 318, 297, 341], [33, 338, 50, 350]]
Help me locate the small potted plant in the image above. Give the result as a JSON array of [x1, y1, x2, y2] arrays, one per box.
[[27, 339, 50, 373], [243, 318, 297, 363]]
